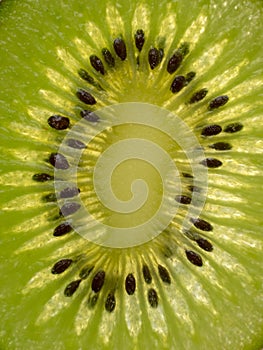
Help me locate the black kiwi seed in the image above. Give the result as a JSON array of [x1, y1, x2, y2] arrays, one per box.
[[51, 258, 73, 274], [208, 95, 229, 110], [78, 69, 103, 91], [42, 193, 56, 202], [201, 124, 222, 136], [188, 185, 201, 193], [64, 279, 82, 297], [134, 29, 145, 52], [49, 153, 69, 169], [189, 88, 208, 104], [105, 292, 116, 312], [125, 273, 136, 295], [142, 265, 152, 284], [78, 68, 103, 90], [48, 115, 70, 130], [179, 42, 190, 57], [182, 172, 194, 178], [148, 48, 160, 70], [101, 48, 115, 67], [191, 218, 213, 232], [89, 55, 105, 75], [76, 88, 97, 105], [60, 187, 80, 198], [53, 222, 72, 237], [158, 48, 164, 62], [185, 71, 196, 84], [59, 202, 81, 216], [80, 109, 100, 123], [209, 142, 232, 151], [185, 250, 203, 267], [200, 158, 223, 168], [32, 173, 54, 182], [175, 195, 191, 204], [66, 139, 86, 149], [158, 265, 171, 284], [148, 288, 158, 308], [92, 270, 106, 293], [113, 38, 127, 60], [224, 122, 243, 133], [167, 50, 183, 74], [196, 238, 213, 252], [78, 69, 96, 84], [170, 75, 186, 93], [89, 294, 98, 308], [79, 266, 94, 279]]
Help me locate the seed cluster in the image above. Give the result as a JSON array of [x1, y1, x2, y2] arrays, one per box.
[[32, 27, 245, 314], [50, 258, 176, 310]]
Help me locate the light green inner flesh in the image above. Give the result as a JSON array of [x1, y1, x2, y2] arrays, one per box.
[[0, 0, 263, 350], [83, 125, 166, 227], [81, 123, 177, 228]]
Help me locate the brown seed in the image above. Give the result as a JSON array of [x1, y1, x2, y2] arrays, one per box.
[[158, 265, 171, 284], [51, 259, 73, 274], [60, 202, 81, 216], [90, 55, 105, 75], [102, 48, 115, 67], [185, 250, 203, 266], [142, 265, 152, 284], [113, 38, 127, 60], [208, 95, 229, 110], [78, 69, 95, 84], [200, 158, 222, 168], [76, 89, 96, 105], [49, 153, 69, 170], [189, 88, 208, 104], [182, 172, 194, 178], [79, 266, 94, 279], [32, 173, 54, 182], [80, 109, 100, 122], [191, 218, 213, 231], [185, 71, 196, 84], [196, 238, 213, 252], [224, 122, 243, 133], [48, 115, 70, 130], [53, 222, 72, 237], [64, 279, 82, 297], [92, 270, 105, 293], [42, 193, 56, 203], [134, 29, 145, 52], [201, 125, 222, 136], [167, 51, 183, 74], [78, 69, 103, 91], [148, 48, 160, 70], [209, 142, 232, 151], [66, 139, 86, 149], [89, 294, 98, 308], [175, 195, 191, 204], [170, 75, 186, 93], [148, 288, 158, 308], [125, 273, 136, 295], [60, 187, 80, 199], [105, 292, 116, 312]]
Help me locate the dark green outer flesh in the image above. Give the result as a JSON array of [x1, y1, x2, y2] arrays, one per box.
[[0, 0, 263, 349]]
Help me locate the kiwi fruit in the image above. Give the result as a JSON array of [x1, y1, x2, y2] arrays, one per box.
[[0, 0, 263, 349]]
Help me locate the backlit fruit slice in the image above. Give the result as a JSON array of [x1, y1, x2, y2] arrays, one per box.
[[0, 1, 263, 350]]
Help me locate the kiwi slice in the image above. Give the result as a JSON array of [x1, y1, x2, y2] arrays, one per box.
[[0, 0, 263, 349]]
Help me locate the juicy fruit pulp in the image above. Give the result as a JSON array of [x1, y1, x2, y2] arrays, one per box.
[[0, 1, 263, 350]]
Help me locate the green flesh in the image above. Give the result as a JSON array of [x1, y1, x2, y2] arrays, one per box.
[[1, 0, 263, 349]]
